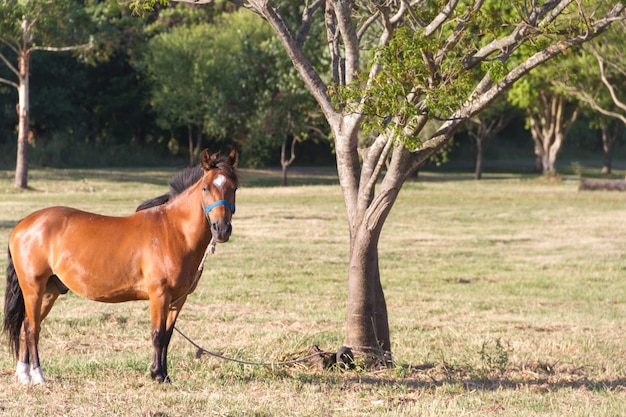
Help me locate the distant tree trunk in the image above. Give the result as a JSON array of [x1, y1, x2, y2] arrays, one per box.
[[194, 127, 202, 163], [600, 122, 622, 175], [4, 10, 91, 189], [186, 125, 203, 166], [528, 93, 579, 175], [14, 48, 31, 189], [474, 138, 484, 180], [187, 125, 194, 166], [280, 134, 296, 186], [468, 115, 509, 180]]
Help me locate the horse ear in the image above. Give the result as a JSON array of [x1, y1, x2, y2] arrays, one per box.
[[200, 149, 214, 170], [227, 149, 239, 167]]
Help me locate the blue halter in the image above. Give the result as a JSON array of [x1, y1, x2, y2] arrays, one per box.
[[202, 199, 236, 223]]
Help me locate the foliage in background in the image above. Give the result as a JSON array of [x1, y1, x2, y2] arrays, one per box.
[[0, 1, 624, 171]]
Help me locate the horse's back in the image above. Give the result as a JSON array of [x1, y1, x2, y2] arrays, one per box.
[[11, 206, 126, 253], [9, 206, 151, 302]]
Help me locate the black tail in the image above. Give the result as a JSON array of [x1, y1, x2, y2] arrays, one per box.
[[4, 247, 24, 357]]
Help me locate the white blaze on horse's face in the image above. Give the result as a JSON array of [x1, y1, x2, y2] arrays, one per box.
[[213, 174, 227, 189]]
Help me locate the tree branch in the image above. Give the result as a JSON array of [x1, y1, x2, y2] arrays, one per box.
[[325, 1, 342, 84], [435, 0, 484, 66], [423, 0, 459, 36], [358, 132, 394, 213], [462, 2, 626, 118], [333, 0, 360, 85], [559, 82, 626, 125], [30, 43, 91, 53], [593, 49, 626, 113], [244, 0, 338, 123], [0, 51, 19, 79], [356, 9, 380, 41], [170, 0, 215, 3], [296, 0, 325, 48], [0, 37, 20, 56], [0, 77, 19, 90], [392, 0, 421, 26], [463, 0, 573, 69], [407, 3, 625, 174]]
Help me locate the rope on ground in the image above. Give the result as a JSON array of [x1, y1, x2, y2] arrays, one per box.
[[173, 326, 333, 367]]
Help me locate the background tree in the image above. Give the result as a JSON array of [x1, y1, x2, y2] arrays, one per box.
[[246, 53, 328, 183], [0, 0, 95, 188], [143, 0, 626, 360], [557, 22, 626, 174], [508, 61, 580, 175], [142, 8, 285, 165], [467, 97, 514, 180]]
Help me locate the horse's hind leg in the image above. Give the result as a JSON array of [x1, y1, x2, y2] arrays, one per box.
[[15, 319, 31, 384], [18, 278, 60, 385]]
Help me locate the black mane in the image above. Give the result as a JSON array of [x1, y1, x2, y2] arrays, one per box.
[[136, 154, 238, 212]]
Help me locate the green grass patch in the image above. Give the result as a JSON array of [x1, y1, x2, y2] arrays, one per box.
[[0, 167, 625, 416]]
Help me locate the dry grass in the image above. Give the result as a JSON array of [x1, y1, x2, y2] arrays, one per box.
[[0, 167, 625, 416]]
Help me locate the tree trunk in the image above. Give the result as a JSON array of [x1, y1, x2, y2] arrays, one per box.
[[468, 114, 509, 180], [187, 125, 193, 167], [281, 162, 288, 186], [280, 134, 296, 186], [194, 127, 202, 163], [474, 136, 484, 180], [528, 93, 578, 175], [600, 122, 622, 175], [14, 49, 30, 189], [344, 225, 391, 358]]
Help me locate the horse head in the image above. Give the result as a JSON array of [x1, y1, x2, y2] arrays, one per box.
[[200, 149, 239, 243]]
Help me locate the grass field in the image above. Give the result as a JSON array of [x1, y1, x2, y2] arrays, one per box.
[[0, 166, 625, 416]]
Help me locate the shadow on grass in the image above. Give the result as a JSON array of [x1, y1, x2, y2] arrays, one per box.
[[198, 355, 625, 394], [342, 361, 626, 393]]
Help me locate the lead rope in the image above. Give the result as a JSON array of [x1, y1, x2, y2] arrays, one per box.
[[173, 238, 333, 367], [174, 326, 333, 367]]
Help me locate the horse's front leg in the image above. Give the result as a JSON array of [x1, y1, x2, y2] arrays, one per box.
[[149, 291, 170, 383], [149, 292, 186, 383]]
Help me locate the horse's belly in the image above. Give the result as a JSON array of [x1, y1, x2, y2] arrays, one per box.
[[54, 262, 149, 303], [67, 277, 149, 302]]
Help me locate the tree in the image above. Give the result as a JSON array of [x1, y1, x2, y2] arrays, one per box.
[[557, 22, 626, 174], [467, 97, 513, 180], [510, 76, 580, 175], [142, 23, 213, 165], [139, 0, 626, 362], [142, 8, 279, 165], [0, 0, 94, 188]]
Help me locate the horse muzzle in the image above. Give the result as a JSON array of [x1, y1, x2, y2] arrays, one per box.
[[210, 220, 232, 243]]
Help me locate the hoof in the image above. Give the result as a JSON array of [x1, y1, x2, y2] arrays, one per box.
[[30, 366, 47, 385], [15, 361, 31, 385], [155, 374, 171, 384]]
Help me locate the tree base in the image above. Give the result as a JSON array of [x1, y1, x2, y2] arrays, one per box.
[[306, 345, 393, 371]]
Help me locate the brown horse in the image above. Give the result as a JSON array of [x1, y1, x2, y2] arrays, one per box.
[[3, 149, 238, 384]]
